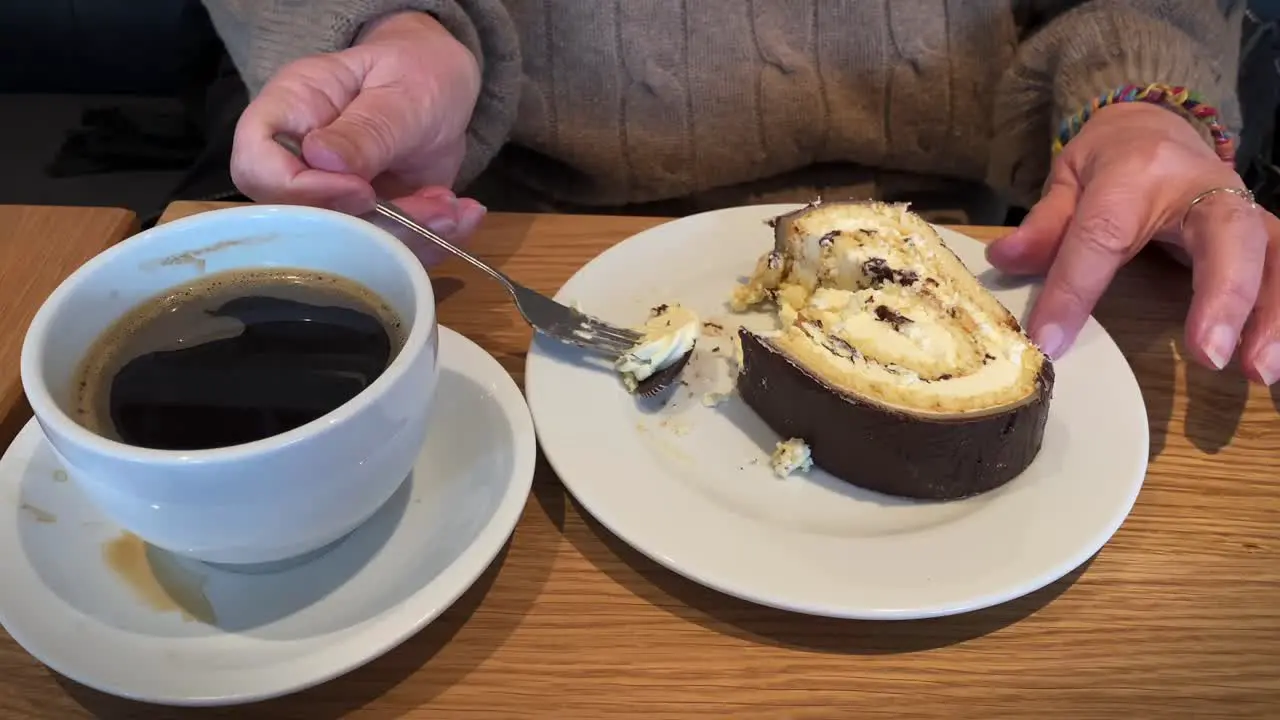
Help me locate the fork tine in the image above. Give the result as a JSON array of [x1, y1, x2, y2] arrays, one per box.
[[582, 323, 642, 344], [507, 280, 643, 354], [584, 334, 636, 354], [578, 317, 642, 342], [582, 339, 634, 356], [543, 327, 635, 356]]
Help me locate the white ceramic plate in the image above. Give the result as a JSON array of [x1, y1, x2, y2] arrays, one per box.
[[0, 325, 536, 706], [526, 203, 1148, 620]]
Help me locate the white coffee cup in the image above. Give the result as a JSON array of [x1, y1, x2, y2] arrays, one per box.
[[21, 205, 439, 566]]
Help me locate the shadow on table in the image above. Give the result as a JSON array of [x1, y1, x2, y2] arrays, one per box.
[[425, 211, 534, 287], [1087, 247, 1264, 459], [551, 488, 1094, 654], [532, 452, 568, 531], [430, 276, 468, 305], [55, 529, 554, 720]]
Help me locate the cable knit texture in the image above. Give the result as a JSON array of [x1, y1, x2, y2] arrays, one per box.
[[201, 0, 1243, 221]]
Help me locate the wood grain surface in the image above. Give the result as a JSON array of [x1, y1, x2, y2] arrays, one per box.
[[0, 205, 137, 450], [0, 200, 1277, 719]]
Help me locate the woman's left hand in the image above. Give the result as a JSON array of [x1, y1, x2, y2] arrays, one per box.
[[986, 101, 1279, 385]]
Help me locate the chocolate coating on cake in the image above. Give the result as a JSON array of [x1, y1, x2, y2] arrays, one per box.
[[735, 328, 1054, 500]]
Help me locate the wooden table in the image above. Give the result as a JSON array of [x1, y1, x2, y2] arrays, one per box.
[[0, 201, 1277, 719], [0, 206, 137, 450]]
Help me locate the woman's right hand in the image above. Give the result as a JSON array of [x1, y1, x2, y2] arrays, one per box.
[[230, 11, 487, 245]]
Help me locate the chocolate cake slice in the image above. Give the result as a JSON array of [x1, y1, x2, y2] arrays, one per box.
[[732, 201, 1054, 500]]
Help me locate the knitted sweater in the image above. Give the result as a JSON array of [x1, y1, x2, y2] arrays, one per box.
[[200, 0, 1244, 223]]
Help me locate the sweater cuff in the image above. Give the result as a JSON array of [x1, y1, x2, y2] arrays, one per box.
[[201, 0, 521, 191], [988, 3, 1242, 208]]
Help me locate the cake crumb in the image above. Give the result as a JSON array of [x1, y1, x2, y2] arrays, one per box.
[[770, 438, 813, 478], [658, 417, 692, 437], [702, 391, 731, 407]]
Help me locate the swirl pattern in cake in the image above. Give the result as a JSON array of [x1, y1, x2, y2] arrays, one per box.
[[732, 201, 1054, 500]]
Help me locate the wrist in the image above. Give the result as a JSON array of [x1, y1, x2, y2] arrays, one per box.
[[1092, 102, 1209, 145], [1053, 83, 1237, 165]]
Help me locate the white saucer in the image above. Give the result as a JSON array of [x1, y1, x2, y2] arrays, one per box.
[[525, 203, 1149, 620], [0, 325, 536, 706]]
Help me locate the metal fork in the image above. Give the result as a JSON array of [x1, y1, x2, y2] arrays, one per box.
[[373, 201, 644, 355], [271, 134, 643, 358]]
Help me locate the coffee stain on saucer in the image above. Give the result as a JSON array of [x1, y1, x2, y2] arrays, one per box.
[[141, 234, 276, 274], [20, 503, 56, 523], [52, 469, 68, 483], [102, 532, 217, 625]]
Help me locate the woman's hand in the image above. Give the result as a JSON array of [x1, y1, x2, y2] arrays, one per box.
[[987, 102, 1277, 384], [230, 11, 487, 251]]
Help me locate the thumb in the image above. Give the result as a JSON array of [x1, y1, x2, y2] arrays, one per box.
[[303, 85, 419, 181], [987, 178, 1079, 275]]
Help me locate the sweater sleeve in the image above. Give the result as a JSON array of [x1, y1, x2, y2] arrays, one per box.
[[199, 0, 522, 189], [987, 0, 1245, 208]]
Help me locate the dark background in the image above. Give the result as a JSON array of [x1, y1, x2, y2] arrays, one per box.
[[0, 0, 1276, 228]]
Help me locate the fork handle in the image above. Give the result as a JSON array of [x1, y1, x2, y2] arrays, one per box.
[[371, 201, 515, 290], [270, 133, 517, 291]]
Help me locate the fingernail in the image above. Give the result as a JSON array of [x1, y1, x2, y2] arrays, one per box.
[[1034, 323, 1064, 359], [1203, 324, 1236, 370], [426, 216, 458, 236], [1255, 342, 1280, 385], [460, 201, 487, 227]]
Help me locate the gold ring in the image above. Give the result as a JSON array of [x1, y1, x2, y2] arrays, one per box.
[[1180, 186, 1258, 233]]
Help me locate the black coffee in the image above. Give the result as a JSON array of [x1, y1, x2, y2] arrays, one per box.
[[74, 268, 404, 450]]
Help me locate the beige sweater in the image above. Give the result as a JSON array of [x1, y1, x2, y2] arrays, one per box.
[[200, 0, 1243, 224]]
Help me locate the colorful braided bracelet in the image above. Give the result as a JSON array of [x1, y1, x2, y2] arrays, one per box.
[[1052, 83, 1237, 164]]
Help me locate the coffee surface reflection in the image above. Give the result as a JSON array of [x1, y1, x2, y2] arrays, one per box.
[[74, 268, 404, 451]]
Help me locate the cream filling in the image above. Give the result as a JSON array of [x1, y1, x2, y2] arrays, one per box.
[[737, 202, 1045, 417], [781, 322, 1028, 418], [770, 438, 813, 478], [617, 304, 700, 391], [769, 283, 1034, 417]]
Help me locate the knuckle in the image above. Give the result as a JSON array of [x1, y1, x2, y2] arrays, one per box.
[[275, 54, 343, 84], [228, 161, 256, 197], [229, 166, 275, 203], [1219, 274, 1260, 311], [1146, 138, 1190, 168], [1183, 185, 1268, 252], [1203, 191, 1257, 226], [259, 56, 351, 118], [1106, 137, 1185, 175], [340, 108, 400, 160], [1050, 277, 1095, 318], [228, 148, 269, 200], [230, 168, 276, 204], [1073, 213, 1134, 256]]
